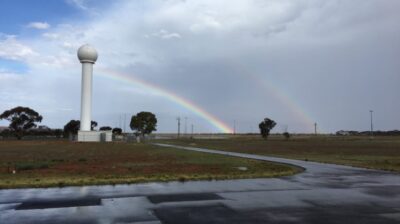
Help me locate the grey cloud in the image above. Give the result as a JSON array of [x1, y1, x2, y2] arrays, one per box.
[[1, 0, 399, 133]]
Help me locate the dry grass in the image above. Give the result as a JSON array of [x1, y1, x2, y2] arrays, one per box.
[[158, 135, 400, 172], [0, 140, 299, 189]]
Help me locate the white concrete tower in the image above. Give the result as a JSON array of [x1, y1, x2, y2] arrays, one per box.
[[77, 44, 98, 132]]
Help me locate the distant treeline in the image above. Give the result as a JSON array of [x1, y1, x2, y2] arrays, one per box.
[[336, 130, 400, 136], [0, 128, 64, 139], [0, 125, 123, 140]]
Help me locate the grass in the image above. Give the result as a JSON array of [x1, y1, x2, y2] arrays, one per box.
[[157, 135, 400, 172], [15, 162, 51, 171], [0, 140, 300, 189]]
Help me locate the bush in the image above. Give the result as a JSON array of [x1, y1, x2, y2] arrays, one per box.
[[100, 126, 112, 131], [112, 128, 122, 135], [283, 132, 290, 140]]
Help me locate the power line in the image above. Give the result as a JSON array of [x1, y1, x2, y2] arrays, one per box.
[[314, 122, 317, 135], [370, 110, 374, 138], [184, 117, 187, 136], [233, 120, 236, 135], [177, 117, 181, 138], [123, 114, 126, 133]]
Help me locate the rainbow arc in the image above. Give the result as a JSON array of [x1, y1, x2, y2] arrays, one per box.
[[97, 67, 234, 133]]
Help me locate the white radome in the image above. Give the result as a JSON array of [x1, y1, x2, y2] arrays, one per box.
[[77, 44, 98, 63]]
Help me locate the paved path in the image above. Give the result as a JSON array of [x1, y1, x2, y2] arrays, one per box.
[[1, 143, 400, 224]]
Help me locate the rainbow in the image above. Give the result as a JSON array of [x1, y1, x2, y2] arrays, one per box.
[[227, 62, 322, 133], [259, 80, 318, 131], [96, 67, 234, 133]]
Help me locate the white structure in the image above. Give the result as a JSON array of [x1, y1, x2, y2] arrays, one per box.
[[78, 131, 112, 142], [78, 44, 97, 131], [76, 44, 111, 142]]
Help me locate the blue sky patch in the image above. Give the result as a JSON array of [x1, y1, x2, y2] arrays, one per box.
[[0, 59, 29, 73], [0, 0, 79, 34]]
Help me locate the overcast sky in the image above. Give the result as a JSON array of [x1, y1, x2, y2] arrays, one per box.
[[0, 0, 399, 133]]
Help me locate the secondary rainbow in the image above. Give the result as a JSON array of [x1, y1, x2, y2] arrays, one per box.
[[97, 67, 233, 133], [227, 61, 322, 133]]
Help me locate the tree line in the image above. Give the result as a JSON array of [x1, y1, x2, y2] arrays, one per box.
[[0, 107, 158, 140], [336, 130, 400, 136], [1, 106, 281, 140]]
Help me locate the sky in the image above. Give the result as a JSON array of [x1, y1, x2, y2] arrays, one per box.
[[0, 0, 399, 134]]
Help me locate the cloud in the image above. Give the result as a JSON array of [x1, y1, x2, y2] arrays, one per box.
[[66, 0, 100, 15], [66, 0, 89, 10], [0, 69, 22, 81], [0, 34, 74, 68], [0, 70, 25, 118], [145, 29, 182, 40], [27, 22, 50, 30], [43, 33, 60, 40], [2, 0, 400, 132], [0, 35, 38, 61]]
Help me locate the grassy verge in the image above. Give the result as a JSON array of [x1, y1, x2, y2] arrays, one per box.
[[156, 135, 400, 172], [0, 140, 300, 189]]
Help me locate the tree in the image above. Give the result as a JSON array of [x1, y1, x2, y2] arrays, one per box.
[[283, 132, 290, 140], [91, 121, 98, 130], [112, 127, 122, 135], [63, 120, 98, 137], [259, 117, 276, 139], [99, 126, 112, 131], [63, 120, 80, 137], [0, 107, 43, 139], [53, 129, 63, 138], [130, 112, 157, 136], [282, 125, 290, 140]]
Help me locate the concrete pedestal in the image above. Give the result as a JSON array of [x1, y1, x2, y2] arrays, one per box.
[[77, 131, 112, 142]]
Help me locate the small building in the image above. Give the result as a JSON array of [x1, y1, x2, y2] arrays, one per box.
[[336, 130, 350, 136], [77, 131, 112, 142]]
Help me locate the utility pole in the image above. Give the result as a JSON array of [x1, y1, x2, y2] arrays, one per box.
[[191, 124, 194, 138], [370, 110, 374, 138], [119, 115, 122, 129], [177, 117, 181, 138], [184, 117, 187, 136], [233, 120, 236, 135], [314, 122, 317, 135], [123, 114, 126, 133]]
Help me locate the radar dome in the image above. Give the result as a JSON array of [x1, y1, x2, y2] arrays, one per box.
[[77, 44, 98, 63]]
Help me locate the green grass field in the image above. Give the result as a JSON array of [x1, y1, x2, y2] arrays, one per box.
[[158, 135, 400, 172], [0, 140, 299, 189]]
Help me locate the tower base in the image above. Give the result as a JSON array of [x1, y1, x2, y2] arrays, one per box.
[[77, 131, 112, 142]]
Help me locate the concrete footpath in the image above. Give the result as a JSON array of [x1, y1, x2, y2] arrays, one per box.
[[1, 143, 400, 223]]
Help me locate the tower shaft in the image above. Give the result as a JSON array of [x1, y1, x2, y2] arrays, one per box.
[[80, 62, 93, 131]]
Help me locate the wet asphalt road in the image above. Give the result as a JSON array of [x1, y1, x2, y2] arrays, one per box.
[[1, 143, 400, 224]]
